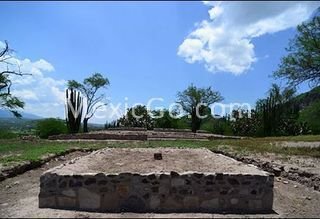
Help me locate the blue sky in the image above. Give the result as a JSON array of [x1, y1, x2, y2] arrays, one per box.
[[0, 1, 319, 123]]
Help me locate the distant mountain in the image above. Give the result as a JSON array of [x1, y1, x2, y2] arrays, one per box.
[[293, 86, 320, 109], [0, 109, 42, 120]]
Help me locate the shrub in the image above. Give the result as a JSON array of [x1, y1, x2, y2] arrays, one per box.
[[0, 130, 19, 139], [200, 116, 233, 135], [36, 118, 67, 139], [299, 100, 320, 134]]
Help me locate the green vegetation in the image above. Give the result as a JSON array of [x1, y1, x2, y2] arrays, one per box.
[[0, 118, 37, 134], [274, 10, 320, 87], [298, 100, 320, 134], [176, 84, 223, 132], [68, 73, 110, 133], [36, 118, 67, 139], [1, 136, 320, 166], [0, 130, 19, 139], [117, 105, 154, 129], [153, 109, 179, 129]]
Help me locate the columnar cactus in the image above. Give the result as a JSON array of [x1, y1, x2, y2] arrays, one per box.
[[65, 88, 83, 133]]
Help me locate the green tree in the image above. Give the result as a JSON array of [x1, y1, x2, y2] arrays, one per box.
[[255, 84, 306, 136], [68, 73, 110, 132], [299, 100, 320, 134], [36, 118, 67, 139], [176, 84, 223, 132], [153, 109, 178, 129], [274, 11, 320, 87], [0, 41, 26, 117], [117, 105, 154, 130]]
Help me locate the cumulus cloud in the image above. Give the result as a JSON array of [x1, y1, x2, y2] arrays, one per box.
[[178, 1, 320, 75], [11, 89, 39, 101], [0, 43, 67, 118]]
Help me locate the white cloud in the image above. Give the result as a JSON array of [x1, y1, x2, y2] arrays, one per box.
[[178, 1, 320, 75], [0, 43, 67, 118], [11, 89, 39, 101]]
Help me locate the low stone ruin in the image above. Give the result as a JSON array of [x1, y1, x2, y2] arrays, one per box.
[[48, 132, 147, 141], [39, 148, 274, 213]]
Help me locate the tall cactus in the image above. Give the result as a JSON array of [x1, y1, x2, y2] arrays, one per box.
[[65, 88, 83, 133]]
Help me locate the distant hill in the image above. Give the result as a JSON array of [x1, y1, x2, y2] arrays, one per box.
[[0, 117, 38, 133], [0, 109, 42, 120], [293, 86, 320, 109]]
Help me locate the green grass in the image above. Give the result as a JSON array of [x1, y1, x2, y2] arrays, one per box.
[[0, 135, 320, 167], [259, 135, 320, 142]]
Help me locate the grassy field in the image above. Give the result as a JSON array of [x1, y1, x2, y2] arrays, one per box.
[[0, 135, 320, 167]]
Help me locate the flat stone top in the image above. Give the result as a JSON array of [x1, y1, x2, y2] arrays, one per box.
[[46, 148, 269, 176]]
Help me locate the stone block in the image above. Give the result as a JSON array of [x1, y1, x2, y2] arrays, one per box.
[[78, 188, 100, 210], [101, 193, 119, 211], [183, 196, 199, 209], [57, 196, 76, 209], [149, 195, 161, 209], [61, 189, 76, 198], [200, 198, 219, 209], [249, 199, 262, 210], [39, 196, 56, 208], [171, 178, 185, 187]]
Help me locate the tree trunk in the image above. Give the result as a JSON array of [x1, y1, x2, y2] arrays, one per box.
[[191, 110, 201, 133], [83, 118, 89, 133]]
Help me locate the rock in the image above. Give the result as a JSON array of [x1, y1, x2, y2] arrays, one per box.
[[200, 198, 219, 209], [62, 189, 76, 197], [13, 181, 20, 185], [5, 185, 11, 189], [149, 196, 161, 209], [283, 180, 289, 184], [306, 196, 312, 200], [78, 188, 100, 210], [171, 178, 185, 187], [183, 196, 199, 209], [39, 196, 56, 208], [154, 153, 162, 160], [57, 196, 76, 209], [294, 185, 298, 188], [230, 198, 239, 205], [273, 167, 282, 176]]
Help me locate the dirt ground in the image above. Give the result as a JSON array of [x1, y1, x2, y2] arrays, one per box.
[[48, 148, 266, 175], [1, 151, 320, 218]]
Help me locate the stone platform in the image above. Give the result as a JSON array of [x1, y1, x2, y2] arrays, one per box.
[[39, 148, 274, 213]]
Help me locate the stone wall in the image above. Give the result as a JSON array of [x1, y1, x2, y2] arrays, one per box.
[[39, 172, 274, 213], [153, 128, 192, 133], [48, 133, 147, 141], [106, 127, 147, 131]]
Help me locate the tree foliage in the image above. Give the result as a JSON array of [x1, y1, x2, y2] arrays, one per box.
[[153, 109, 179, 129], [117, 105, 154, 130], [176, 84, 223, 132], [68, 73, 110, 132], [299, 100, 320, 134], [0, 41, 26, 117], [36, 118, 67, 139], [274, 11, 320, 87]]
